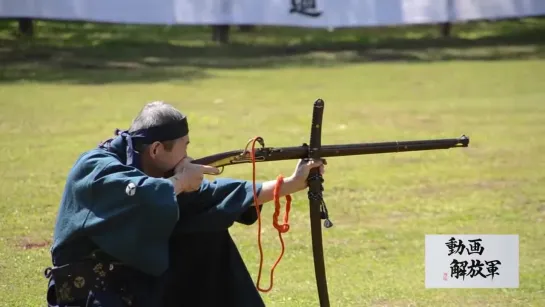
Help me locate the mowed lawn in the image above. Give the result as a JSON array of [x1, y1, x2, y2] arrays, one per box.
[[1, 20, 545, 306]]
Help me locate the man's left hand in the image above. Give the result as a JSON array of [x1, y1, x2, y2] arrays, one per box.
[[289, 158, 326, 191]]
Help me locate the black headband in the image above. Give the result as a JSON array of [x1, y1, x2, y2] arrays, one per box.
[[115, 117, 189, 169], [128, 117, 189, 145]]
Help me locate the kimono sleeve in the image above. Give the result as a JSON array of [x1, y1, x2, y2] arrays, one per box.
[[236, 204, 263, 225], [173, 178, 263, 234], [79, 153, 180, 276]]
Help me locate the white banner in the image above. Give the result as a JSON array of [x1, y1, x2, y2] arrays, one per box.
[[0, 0, 449, 28], [0, 0, 544, 28], [452, 0, 545, 22], [425, 234, 519, 288]]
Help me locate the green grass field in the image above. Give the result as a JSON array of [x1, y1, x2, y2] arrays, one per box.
[[1, 19, 544, 306]]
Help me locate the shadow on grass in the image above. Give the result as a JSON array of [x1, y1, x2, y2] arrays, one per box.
[[0, 18, 544, 84]]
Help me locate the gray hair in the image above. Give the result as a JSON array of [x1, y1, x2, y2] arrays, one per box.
[[129, 101, 185, 132]]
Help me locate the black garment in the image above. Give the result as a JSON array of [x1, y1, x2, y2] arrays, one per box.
[[161, 178, 266, 307], [162, 230, 265, 307], [46, 243, 166, 307], [47, 282, 131, 307]]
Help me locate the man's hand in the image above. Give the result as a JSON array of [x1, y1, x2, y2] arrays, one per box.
[[255, 158, 326, 204], [170, 157, 220, 194], [288, 158, 326, 191]]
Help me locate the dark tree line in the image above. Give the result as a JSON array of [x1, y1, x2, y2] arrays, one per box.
[[14, 19, 452, 43]]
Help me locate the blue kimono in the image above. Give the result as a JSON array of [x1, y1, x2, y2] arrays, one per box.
[[161, 178, 266, 307], [47, 135, 180, 307]]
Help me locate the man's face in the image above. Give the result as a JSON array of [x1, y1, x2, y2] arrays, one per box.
[[148, 135, 189, 173]]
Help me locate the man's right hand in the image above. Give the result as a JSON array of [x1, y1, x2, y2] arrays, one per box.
[[172, 157, 220, 193]]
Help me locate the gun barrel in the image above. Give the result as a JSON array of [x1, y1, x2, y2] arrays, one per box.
[[319, 135, 469, 158], [192, 135, 469, 168]]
